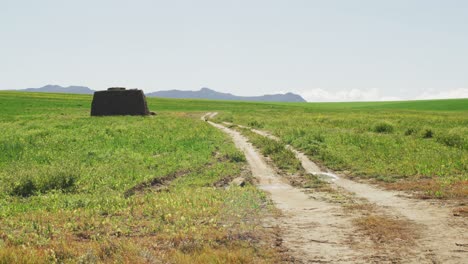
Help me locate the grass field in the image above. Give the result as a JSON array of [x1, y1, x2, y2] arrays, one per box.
[[214, 99, 468, 198], [0, 92, 281, 263], [0, 91, 467, 262]]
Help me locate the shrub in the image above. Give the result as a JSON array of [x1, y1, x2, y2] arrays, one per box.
[[41, 171, 77, 193], [422, 128, 434, 138], [304, 139, 326, 156], [404, 128, 417, 136], [291, 128, 306, 137], [11, 178, 37, 197], [220, 114, 233, 123], [0, 139, 24, 162], [373, 121, 394, 133], [9, 169, 78, 197], [313, 133, 325, 143], [247, 120, 263, 129], [262, 140, 284, 156], [225, 151, 246, 163], [437, 128, 467, 149]]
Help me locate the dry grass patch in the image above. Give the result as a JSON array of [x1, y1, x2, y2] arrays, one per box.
[[453, 206, 468, 217], [343, 197, 417, 248], [0, 220, 284, 264], [354, 215, 415, 245], [381, 179, 468, 199], [343, 201, 375, 213]]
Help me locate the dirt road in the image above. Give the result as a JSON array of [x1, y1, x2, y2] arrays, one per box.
[[202, 113, 468, 263]]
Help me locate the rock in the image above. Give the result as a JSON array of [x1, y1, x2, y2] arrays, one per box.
[[230, 177, 246, 187]]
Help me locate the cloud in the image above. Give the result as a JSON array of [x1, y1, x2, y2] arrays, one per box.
[[298, 88, 395, 102], [416, 88, 468, 100], [297, 88, 468, 102]]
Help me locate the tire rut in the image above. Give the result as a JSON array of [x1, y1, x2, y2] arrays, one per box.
[[204, 113, 383, 263]]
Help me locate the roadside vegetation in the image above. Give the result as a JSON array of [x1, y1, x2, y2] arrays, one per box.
[[231, 126, 329, 191], [237, 128, 301, 174]]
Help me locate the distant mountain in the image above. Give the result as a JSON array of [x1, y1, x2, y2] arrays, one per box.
[[17, 85, 306, 102], [147, 88, 306, 102], [20, 85, 94, 94]]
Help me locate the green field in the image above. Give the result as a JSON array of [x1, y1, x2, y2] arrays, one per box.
[[0, 92, 280, 263], [214, 98, 468, 198], [0, 91, 467, 262]]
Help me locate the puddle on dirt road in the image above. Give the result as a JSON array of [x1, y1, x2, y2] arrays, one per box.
[[314, 172, 340, 181]]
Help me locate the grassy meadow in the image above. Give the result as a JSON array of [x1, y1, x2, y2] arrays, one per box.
[[0, 91, 467, 262], [0, 92, 281, 263], [215, 99, 468, 198]]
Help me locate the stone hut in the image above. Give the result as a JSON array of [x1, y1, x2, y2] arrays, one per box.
[[91, 88, 151, 116]]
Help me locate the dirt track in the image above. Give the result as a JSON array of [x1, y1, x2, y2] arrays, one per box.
[[203, 113, 468, 263]]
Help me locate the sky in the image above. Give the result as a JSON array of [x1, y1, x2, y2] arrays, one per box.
[[1, 0, 468, 102]]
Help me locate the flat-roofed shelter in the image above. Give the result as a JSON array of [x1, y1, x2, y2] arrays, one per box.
[[91, 88, 151, 116]]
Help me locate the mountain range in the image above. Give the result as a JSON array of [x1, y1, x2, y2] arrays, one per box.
[[21, 85, 95, 94], [146, 88, 306, 102], [16, 85, 306, 102]]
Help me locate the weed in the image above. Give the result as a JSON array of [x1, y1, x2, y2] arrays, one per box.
[[303, 137, 326, 156], [404, 128, 417, 136], [41, 171, 78, 193], [239, 128, 301, 173], [219, 114, 234, 123], [437, 127, 467, 149], [422, 128, 434, 138], [0, 139, 24, 162], [247, 120, 264, 128], [302, 174, 331, 191], [11, 178, 37, 197], [226, 151, 246, 163], [8, 169, 78, 197], [77, 250, 98, 264], [373, 121, 394, 133]]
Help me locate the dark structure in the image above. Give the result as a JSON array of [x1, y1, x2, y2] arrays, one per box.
[[91, 88, 151, 116]]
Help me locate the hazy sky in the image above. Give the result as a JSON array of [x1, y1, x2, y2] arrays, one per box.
[[1, 0, 468, 101]]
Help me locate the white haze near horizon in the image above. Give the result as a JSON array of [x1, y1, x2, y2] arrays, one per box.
[[1, 0, 468, 102], [293, 87, 468, 102]]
